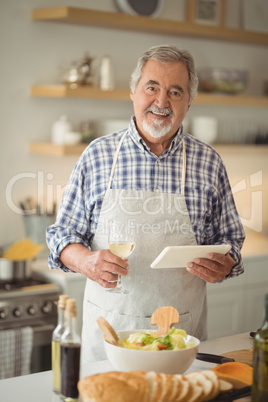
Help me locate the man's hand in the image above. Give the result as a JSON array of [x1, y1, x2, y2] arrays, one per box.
[[186, 252, 234, 283], [60, 244, 129, 289], [81, 248, 130, 288]]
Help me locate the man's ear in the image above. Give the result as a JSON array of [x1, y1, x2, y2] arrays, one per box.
[[130, 90, 134, 101]]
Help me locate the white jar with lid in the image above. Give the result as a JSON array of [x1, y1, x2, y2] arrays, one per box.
[[191, 116, 218, 144], [99, 56, 115, 91], [51, 115, 72, 145]]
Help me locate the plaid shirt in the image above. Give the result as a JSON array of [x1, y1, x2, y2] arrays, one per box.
[[47, 117, 245, 276]]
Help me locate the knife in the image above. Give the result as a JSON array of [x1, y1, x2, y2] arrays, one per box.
[[196, 352, 235, 364], [212, 385, 252, 401]]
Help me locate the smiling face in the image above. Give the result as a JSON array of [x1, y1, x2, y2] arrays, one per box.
[[130, 59, 191, 150]]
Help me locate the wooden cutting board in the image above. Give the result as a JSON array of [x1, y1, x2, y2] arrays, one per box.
[[221, 348, 253, 366]]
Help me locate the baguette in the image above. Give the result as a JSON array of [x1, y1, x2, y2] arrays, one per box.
[[78, 371, 149, 402], [78, 369, 233, 402], [131, 370, 163, 402]]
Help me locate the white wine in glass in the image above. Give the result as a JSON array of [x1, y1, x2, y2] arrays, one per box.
[[109, 242, 135, 259], [108, 221, 135, 294]]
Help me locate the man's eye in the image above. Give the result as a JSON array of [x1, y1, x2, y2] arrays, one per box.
[[146, 86, 157, 93], [170, 91, 182, 98]]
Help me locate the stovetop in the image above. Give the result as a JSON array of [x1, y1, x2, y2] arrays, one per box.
[[0, 277, 49, 291], [0, 273, 61, 327], [0, 272, 61, 299]]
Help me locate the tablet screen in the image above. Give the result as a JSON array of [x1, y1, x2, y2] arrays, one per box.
[[150, 244, 231, 269]]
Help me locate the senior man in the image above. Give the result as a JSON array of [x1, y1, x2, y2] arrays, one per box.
[[47, 44, 245, 364]]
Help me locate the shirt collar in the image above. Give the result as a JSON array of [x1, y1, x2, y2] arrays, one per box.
[[128, 116, 184, 157], [128, 117, 147, 153]]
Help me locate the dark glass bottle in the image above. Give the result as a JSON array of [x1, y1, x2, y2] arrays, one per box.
[[252, 293, 268, 402], [52, 294, 68, 394], [60, 298, 81, 401]]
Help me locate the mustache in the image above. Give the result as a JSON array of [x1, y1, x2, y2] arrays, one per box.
[[145, 106, 173, 116]]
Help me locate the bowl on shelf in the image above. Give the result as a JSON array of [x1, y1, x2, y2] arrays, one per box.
[[63, 131, 82, 145], [198, 68, 248, 94], [104, 329, 200, 374]]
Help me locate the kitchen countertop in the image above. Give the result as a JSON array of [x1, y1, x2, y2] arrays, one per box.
[[241, 229, 268, 258], [0, 332, 253, 402]]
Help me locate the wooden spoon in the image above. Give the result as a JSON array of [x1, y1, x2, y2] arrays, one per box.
[[97, 316, 119, 345], [150, 306, 180, 336]]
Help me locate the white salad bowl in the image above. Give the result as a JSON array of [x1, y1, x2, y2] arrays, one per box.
[[104, 329, 200, 374]]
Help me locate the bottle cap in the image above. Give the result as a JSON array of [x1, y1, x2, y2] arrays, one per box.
[[66, 298, 77, 317], [58, 294, 68, 310]]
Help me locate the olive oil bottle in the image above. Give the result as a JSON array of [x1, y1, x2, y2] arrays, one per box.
[[60, 298, 81, 401], [252, 293, 268, 402], [52, 294, 68, 394]]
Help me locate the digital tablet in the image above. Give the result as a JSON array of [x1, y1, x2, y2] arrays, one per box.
[[150, 244, 231, 269]]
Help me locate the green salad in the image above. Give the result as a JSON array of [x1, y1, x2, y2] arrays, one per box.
[[120, 328, 195, 351]]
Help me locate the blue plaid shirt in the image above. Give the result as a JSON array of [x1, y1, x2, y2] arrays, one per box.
[[47, 117, 245, 277]]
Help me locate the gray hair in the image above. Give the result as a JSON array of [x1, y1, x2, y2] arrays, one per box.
[[130, 44, 198, 103]]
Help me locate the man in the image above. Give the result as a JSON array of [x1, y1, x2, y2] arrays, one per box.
[[46, 45, 245, 364]]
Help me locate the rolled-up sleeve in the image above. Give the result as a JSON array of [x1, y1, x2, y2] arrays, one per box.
[[46, 157, 92, 272], [217, 166, 245, 278], [207, 162, 245, 279]]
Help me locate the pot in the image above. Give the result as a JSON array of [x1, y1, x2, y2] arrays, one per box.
[[0, 258, 32, 282]]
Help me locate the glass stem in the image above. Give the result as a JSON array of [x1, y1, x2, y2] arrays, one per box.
[[117, 275, 122, 288]]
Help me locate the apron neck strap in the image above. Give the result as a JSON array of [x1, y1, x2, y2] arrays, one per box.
[[107, 130, 129, 189], [181, 139, 186, 196]]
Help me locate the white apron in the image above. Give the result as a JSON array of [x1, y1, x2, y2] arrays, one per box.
[[81, 131, 207, 364]]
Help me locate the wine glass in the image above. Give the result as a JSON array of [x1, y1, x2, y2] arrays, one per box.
[[107, 220, 135, 294]]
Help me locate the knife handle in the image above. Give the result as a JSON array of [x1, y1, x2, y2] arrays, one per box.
[[196, 352, 235, 364]]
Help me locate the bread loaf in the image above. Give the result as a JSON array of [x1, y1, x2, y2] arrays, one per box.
[[78, 369, 233, 402], [77, 371, 148, 402]]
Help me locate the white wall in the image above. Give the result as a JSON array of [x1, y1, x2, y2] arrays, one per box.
[[1, 0, 268, 246]]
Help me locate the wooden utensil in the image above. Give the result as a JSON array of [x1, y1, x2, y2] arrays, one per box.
[[150, 306, 180, 336], [97, 316, 119, 345], [221, 348, 253, 366]]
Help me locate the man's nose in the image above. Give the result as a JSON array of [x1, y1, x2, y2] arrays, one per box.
[[155, 90, 169, 108]]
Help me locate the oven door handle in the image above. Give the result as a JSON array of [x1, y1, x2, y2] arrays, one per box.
[[32, 323, 55, 333]]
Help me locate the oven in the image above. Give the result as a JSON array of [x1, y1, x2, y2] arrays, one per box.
[[0, 272, 61, 375]]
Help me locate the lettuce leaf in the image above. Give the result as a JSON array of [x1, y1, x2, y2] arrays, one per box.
[[120, 327, 191, 351], [127, 332, 156, 345]]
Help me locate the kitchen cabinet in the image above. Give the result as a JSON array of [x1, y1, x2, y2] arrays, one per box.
[[207, 254, 268, 339]]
